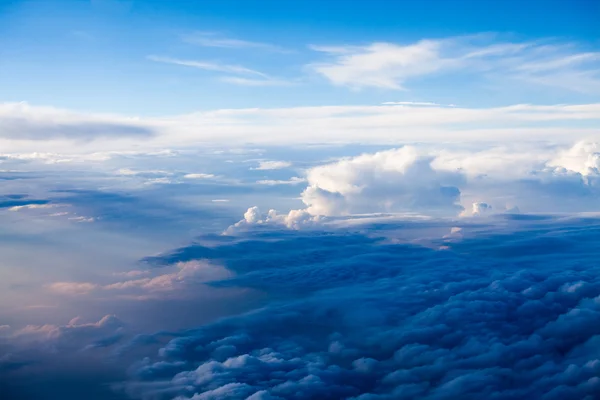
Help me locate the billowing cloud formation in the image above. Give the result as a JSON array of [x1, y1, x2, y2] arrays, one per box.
[[302, 146, 464, 216], [548, 141, 600, 177], [226, 206, 321, 233], [120, 215, 600, 399], [300, 142, 600, 217]]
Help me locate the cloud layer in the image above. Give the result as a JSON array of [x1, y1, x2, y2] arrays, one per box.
[[2, 102, 600, 153], [119, 215, 600, 399]]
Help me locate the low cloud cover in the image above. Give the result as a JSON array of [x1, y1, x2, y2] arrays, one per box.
[[114, 215, 600, 399]]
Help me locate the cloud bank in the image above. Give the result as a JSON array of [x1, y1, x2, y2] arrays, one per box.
[[2, 102, 600, 153], [119, 214, 600, 399]]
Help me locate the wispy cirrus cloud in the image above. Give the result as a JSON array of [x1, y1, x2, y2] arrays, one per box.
[[309, 36, 600, 92], [182, 31, 289, 53], [220, 76, 294, 87], [147, 55, 269, 77]]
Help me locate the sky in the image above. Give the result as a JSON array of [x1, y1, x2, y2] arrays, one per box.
[[2, 1, 600, 399]]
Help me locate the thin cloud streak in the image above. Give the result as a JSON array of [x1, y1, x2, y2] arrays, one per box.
[[147, 55, 269, 77], [182, 32, 290, 53], [309, 36, 600, 92]]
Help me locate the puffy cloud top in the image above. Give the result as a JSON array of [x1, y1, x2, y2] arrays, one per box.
[[302, 146, 464, 216]]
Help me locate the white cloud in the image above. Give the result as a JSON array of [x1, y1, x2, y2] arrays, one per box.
[[382, 101, 456, 107], [254, 160, 292, 170], [116, 168, 172, 177], [310, 37, 600, 92], [2, 102, 600, 154], [256, 177, 305, 185], [147, 55, 268, 77], [548, 141, 600, 176], [103, 261, 227, 292], [231, 141, 600, 220], [184, 173, 216, 179], [68, 216, 96, 223], [182, 32, 288, 53], [226, 206, 322, 233], [0, 102, 153, 142], [9, 204, 57, 212], [310, 40, 442, 89], [220, 76, 294, 87], [47, 282, 98, 295], [47, 261, 230, 298], [301, 146, 464, 216]]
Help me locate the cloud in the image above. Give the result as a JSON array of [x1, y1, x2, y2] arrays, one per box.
[[471, 202, 493, 216], [256, 177, 305, 185], [1, 315, 124, 351], [2, 102, 600, 152], [295, 141, 600, 217], [220, 77, 294, 87], [301, 146, 464, 216], [184, 173, 216, 179], [0, 102, 154, 141], [225, 206, 321, 233], [47, 261, 231, 298], [548, 141, 600, 177], [381, 101, 456, 107], [47, 282, 98, 295], [310, 36, 600, 92], [310, 40, 443, 89], [182, 32, 288, 53], [116, 168, 173, 177], [104, 261, 230, 293], [8, 203, 58, 211], [148, 55, 268, 77], [121, 215, 600, 399], [254, 161, 293, 170]]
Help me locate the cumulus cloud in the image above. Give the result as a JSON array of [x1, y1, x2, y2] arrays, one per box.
[[548, 141, 600, 177], [294, 141, 600, 217], [121, 215, 600, 399], [301, 146, 464, 216], [225, 206, 321, 233]]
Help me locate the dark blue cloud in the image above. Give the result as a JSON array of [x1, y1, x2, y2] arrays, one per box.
[[120, 216, 600, 399]]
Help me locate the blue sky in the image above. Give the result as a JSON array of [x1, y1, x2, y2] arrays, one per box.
[[1, 0, 599, 115]]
